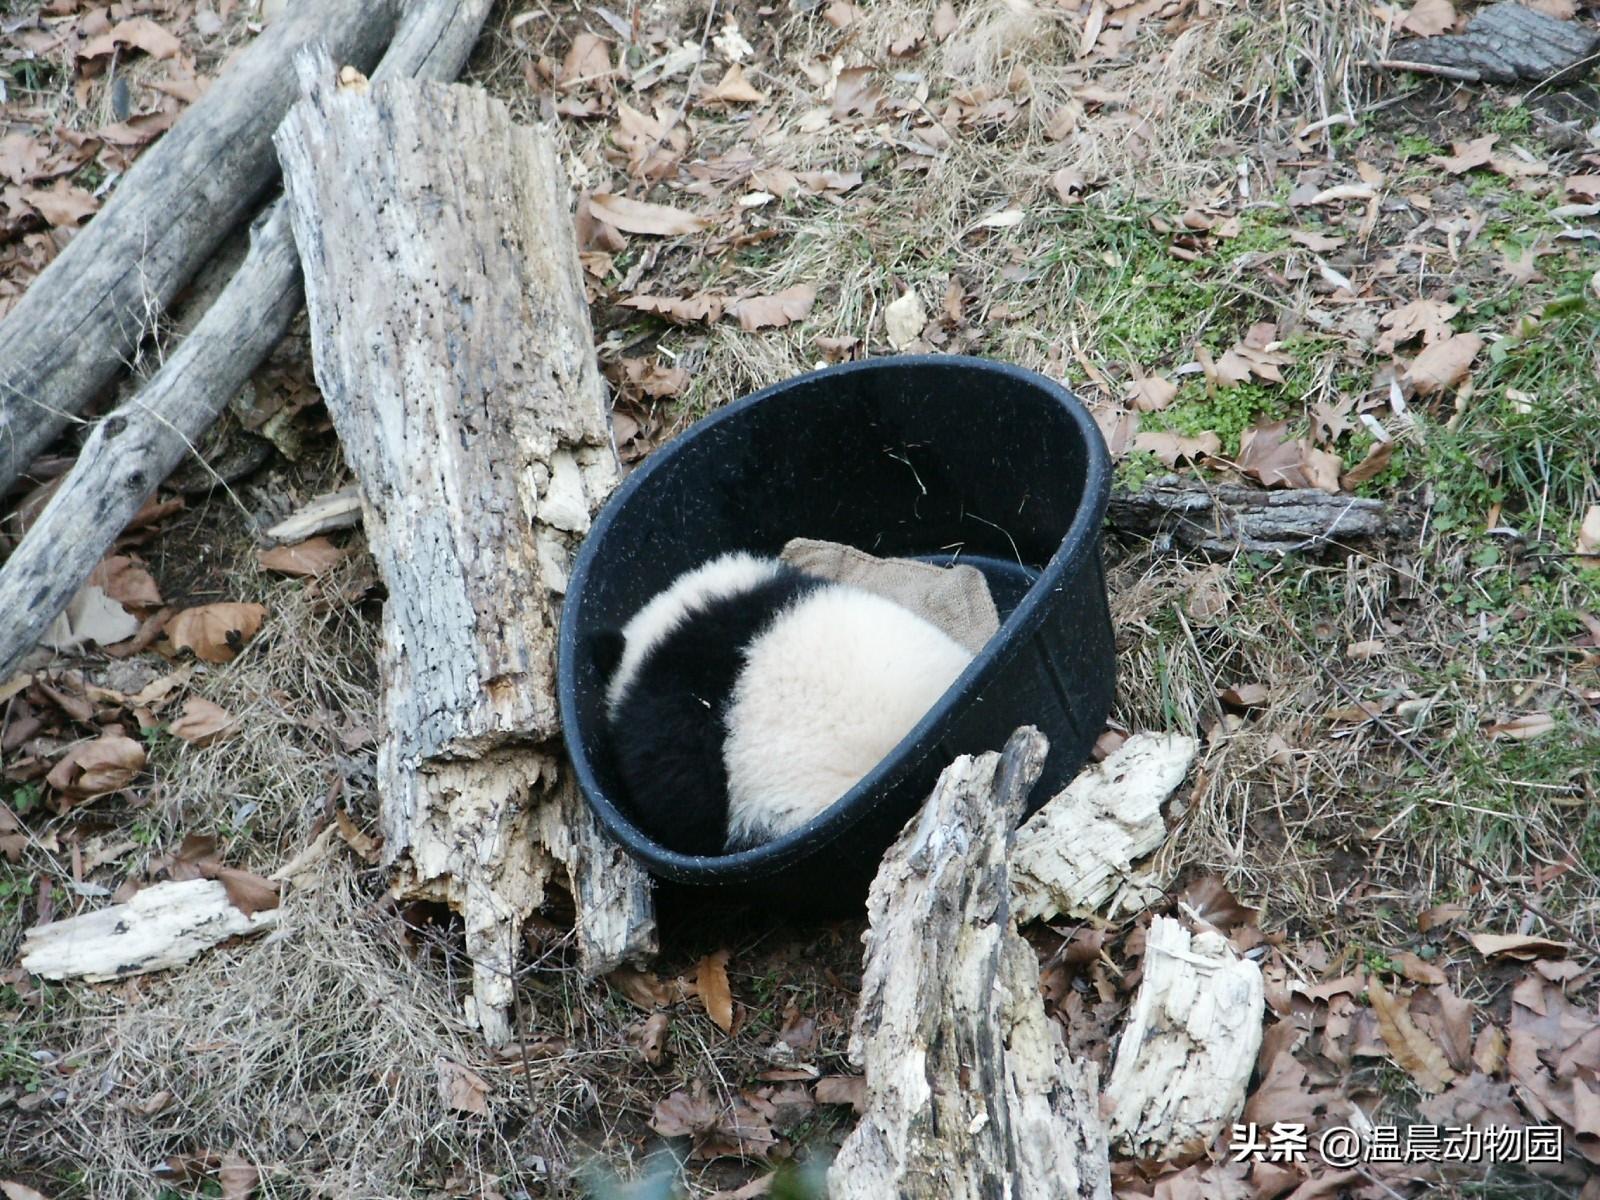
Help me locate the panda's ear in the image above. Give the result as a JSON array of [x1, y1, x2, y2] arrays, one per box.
[[590, 629, 626, 679]]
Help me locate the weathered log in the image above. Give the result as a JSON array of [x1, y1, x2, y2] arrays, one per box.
[[1010, 732, 1194, 925], [0, 0, 496, 686], [274, 58, 656, 1042], [0, 0, 404, 499], [20, 879, 280, 983], [1387, 3, 1600, 85], [830, 728, 1112, 1200], [1106, 476, 1402, 555], [1103, 916, 1264, 1160]]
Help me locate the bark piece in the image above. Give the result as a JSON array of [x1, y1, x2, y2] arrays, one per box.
[[1387, 2, 1600, 85], [1103, 916, 1265, 1160], [274, 57, 655, 1041], [830, 728, 1112, 1200], [1106, 477, 1401, 555], [263, 486, 363, 543], [0, 0, 405, 497], [1010, 732, 1194, 925], [0, 0, 497, 686], [20, 879, 280, 982]]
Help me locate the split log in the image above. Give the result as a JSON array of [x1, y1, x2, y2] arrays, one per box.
[[830, 728, 1112, 1200], [1010, 732, 1195, 925], [1103, 916, 1264, 1160], [1106, 477, 1402, 555], [20, 879, 280, 982], [0, 0, 495, 686], [0, 0, 404, 499], [1386, 3, 1600, 86], [274, 57, 656, 1042]]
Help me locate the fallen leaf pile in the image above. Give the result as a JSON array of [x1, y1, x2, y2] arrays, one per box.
[[0, 2, 224, 316]]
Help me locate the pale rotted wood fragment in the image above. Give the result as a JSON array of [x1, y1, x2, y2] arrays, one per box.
[[274, 58, 654, 1041], [20, 879, 279, 983], [830, 728, 1112, 1200], [1010, 732, 1195, 925], [1103, 916, 1265, 1159]]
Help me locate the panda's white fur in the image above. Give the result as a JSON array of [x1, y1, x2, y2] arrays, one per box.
[[603, 551, 973, 853]]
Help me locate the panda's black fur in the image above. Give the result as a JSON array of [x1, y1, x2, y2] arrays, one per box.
[[599, 552, 974, 856]]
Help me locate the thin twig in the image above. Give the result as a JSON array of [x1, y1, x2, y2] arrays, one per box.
[[1374, 58, 1480, 82]]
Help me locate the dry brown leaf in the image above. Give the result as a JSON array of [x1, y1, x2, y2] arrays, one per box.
[[1419, 902, 1469, 933], [334, 809, 382, 863], [1, 1184, 51, 1200], [436, 1057, 490, 1115], [932, 2, 958, 40], [1391, 951, 1446, 986], [1340, 440, 1394, 490], [704, 64, 767, 105], [88, 554, 162, 610], [168, 697, 237, 747], [257, 537, 346, 578], [1126, 376, 1177, 412], [814, 1075, 867, 1112], [1576, 505, 1600, 564], [1132, 430, 1221, 466], [1484, 711, 1555, 740], [46, 734, 146, 798], [1178, 875, 1258, 930], [82, 17, 183, 60], [1565, 174, 1600, 201], [1237, 421, 1307, 488], [559, 32, 611, 89], [588, 193, 708, 237], [651, 1088, 719, 1137], [1467, 932, 1570, 960], [696, 950, 734, 1033], [1300, 443, 1342, 493], [1289, 229, 1344, 252], [218, 1152, 258, 1200], [1431, 135, 1496, 175], [163, 603, 267, 663], [1400, 0, 1457, 35], [1500, 244, 1543, 286], [639, 1011, 670, 1065], [1377, 298, 1460, 354], [1369, 978, 1456, 1093], [831, 66, 882, 121], [22, 180, 98, 226], [1346, 639, 1385, 660], [1405, 332, 1481, 396], [1219, 683, 1269, 708], [729, 285, 816, 331], [1186, 565, 1231, 622], [618, 292, 728, 324], [211, 866, 280, 917]]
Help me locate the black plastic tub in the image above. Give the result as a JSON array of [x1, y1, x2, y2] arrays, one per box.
[[557, 355, 1114, 912]]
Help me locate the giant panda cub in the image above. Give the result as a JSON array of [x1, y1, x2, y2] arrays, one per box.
[[602, 552, 974, 855]]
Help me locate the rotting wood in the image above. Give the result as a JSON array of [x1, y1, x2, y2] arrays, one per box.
[[1386, 2, 1600, 85], [1106, 477, 1403, 555], [20, 878, 280, 983], [1010, 732, 1195, 925], [0, 0, 496, 686], [263, 485, 363, 544], [1103, 916, 1265, 1160], [830, 728, 1112, 1200], [274, 55, 655, 1042], [0, 0, 404, 499]]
